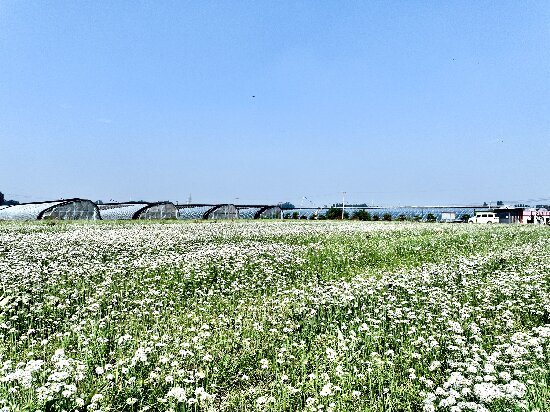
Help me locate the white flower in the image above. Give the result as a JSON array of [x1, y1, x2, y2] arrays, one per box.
[[474, 382, 503, 403], [498, 371, 511, 382], [325, 348, 337, 361], [429, 361, 441, 371], [91, 394, 104, 403], [260, 359, 269, 369], [483, 363, 495, 374], [167, 387, 186, 402], [502, 380, 526, 399], [256, 396, 268, 405], [320, 383, 333, 397]]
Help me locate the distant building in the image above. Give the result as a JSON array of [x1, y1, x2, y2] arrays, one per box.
[[470, 206, 550, 224]]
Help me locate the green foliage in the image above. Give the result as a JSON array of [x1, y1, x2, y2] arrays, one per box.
[[426, 213, 436, 222], [383, 213, 392, 221], [397, 214, 407, 221], [351, 209, 371, 221], [460, 214, 471, 222], [372, 214, 380, 221], [325, 207, 349, 220], [0, 191, 19, 206], [279, 202, 295, 210]]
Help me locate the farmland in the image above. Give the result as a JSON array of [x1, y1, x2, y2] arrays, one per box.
[[0, 221, 549, 411]]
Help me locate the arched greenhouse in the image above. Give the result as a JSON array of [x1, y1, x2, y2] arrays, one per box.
[[236, 205, 282, 219], [176, 204, 238, 220], [207, 204, 238, 219], [0, 199, 100, 220], [98, 202, 177, 220]]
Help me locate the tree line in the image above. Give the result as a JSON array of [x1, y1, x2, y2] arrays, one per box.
[[0, 191, 20, 206]]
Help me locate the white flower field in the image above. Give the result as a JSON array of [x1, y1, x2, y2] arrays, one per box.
[[0, 221, 549, 411]]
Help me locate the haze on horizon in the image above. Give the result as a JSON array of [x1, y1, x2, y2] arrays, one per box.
[[1, 1, 549, 208]]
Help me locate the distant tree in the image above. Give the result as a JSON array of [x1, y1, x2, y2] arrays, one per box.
[[496, 200, 504, 206], [0, 192, 4, 205], [300, 215, 308, 220], [283, 213, 291, 219], [292, 211, 299, 219], [413, 215, 422, 222], [372, 214, 380, 221], [397, 214, 407, 221], [317, 214, 326, 220], [326, 207, 349, 220], [460, 214, 471, 222], [279, 202, 295, 210], [426, 213, 436, 222], [352, 209, 371, 221], [383, 213, 392, 221], [483, 202, 488, 207]]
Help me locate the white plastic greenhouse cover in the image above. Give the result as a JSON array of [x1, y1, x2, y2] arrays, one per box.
[[176, 205, 213, 220], [0, 199, 100, 220], [236, 205, 282, 219], [98, 203, 148, 220], [237, 207, 262, 219]]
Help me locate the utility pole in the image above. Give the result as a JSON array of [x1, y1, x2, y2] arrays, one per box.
[[342, 191, 346, 220]]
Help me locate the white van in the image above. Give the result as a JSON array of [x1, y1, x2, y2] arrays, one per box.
[[468, 211, 499, 224]]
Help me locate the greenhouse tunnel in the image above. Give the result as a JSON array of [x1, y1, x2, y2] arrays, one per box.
[[236, 205, 282, 219], [176, 204, 238, 219], [98, 202, 177, 220], [0, 199, 100, 220]]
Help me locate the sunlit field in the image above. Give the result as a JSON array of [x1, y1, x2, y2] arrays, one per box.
[[0, 221, 549, 412]]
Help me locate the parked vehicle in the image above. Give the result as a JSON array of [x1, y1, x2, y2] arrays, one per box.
[[468, 211, 500, 224]]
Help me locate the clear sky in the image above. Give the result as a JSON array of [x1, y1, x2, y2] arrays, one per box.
[[1, 1, 549, 207]]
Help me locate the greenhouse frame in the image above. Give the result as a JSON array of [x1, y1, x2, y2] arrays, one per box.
[[98, 202, 178, 220], [236, 205, 282, 219], [0, 199, 100, 220], [176, 204, 238, 220]]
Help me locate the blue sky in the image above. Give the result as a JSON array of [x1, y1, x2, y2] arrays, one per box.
[[1, 1, 549, 206]]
